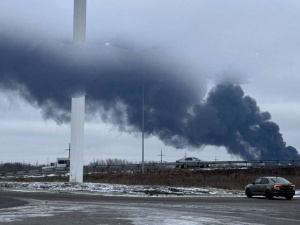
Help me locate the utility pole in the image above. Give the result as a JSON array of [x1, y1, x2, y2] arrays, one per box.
[[142, 87, 145, 177], [66, 143, 71, 158], [158, 150, 165, 163]]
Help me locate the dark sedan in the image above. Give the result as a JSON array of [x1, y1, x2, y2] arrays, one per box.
[[245, 177, 295, 200]]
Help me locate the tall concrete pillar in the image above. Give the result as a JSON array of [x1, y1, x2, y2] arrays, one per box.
[[73, 0, 87, 45], [69, 96, 85, 183]]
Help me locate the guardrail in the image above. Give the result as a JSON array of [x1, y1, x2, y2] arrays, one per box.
[[1, 160, 300, 178]]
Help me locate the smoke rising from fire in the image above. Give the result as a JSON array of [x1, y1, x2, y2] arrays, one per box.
[[0, 34, 298, 160]]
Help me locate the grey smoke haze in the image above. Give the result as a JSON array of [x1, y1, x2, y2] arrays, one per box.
[[0, 33, 298, 160]]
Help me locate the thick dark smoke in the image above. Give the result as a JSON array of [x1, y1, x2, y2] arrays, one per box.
[[182, 85, 299, 160], [0, 34, 299, 160]]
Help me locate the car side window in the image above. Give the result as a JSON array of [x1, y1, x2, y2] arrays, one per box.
[[186, 158, 192, 161], [254, 178, 262, 184], [261, 178, 269, 184]]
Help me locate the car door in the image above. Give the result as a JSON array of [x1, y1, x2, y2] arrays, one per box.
[[183, 158, 192, 167], [191, 157, 199, 167], [257, 178, 269, 194], [251, 178, 262, 194]]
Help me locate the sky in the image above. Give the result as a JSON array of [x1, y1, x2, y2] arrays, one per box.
[[0, 0, 300, 165]]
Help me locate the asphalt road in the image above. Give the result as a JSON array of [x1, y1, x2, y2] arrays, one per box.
[[0, 190, 300, 225]]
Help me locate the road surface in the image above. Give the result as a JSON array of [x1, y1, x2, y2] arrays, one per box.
[[0, 190, 299, 224]]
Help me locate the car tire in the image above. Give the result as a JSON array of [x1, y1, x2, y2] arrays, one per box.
[[245, 188, 252, 198], [285, 195, 293, 200], [183, 164, 188, 169], [265, 190, 273, 200]]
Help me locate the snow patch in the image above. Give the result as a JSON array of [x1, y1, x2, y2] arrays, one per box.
[[0, 181, 245, 196], [1, 181, 299, 197]]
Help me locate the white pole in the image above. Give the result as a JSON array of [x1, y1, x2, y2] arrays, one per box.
[[73, 0, 87, 45], [70, 1, 86, 183], [69, 96, 85, 183]]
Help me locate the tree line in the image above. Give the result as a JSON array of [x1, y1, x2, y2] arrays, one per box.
[[0, 158, 163, 173], [0, 162, 43, 173]]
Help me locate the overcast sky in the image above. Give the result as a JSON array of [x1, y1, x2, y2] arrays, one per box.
[[1, 0, 300, 165]]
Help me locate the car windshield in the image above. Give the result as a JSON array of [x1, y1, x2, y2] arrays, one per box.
[[271, 177, 290, 184]]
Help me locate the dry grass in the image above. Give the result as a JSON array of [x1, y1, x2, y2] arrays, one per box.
[[84, 166, 300, 189], [2, 166, 300, 190]]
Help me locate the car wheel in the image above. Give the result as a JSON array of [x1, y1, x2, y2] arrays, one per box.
[[285, 195, 293, 200], [265, 190, 273, 200], [203, 164, 208, 168], [245, 188, 252, 198], [183, 164, 188, 169]]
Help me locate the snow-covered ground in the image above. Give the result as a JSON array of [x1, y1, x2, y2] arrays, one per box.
[[0, 181, 243, 196], [1, 181, 299, 197]]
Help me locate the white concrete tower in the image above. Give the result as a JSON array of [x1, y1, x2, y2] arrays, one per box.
[[69, 96, 85, 183], [73, 0, 87, 45], [69, 1, 86, 183]]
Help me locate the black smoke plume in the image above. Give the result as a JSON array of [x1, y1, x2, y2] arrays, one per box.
[[0, 34, 298, 160]]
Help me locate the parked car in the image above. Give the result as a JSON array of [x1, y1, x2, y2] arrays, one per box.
[[175, 157, 210, 169], [245, 177, 295, 200]]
